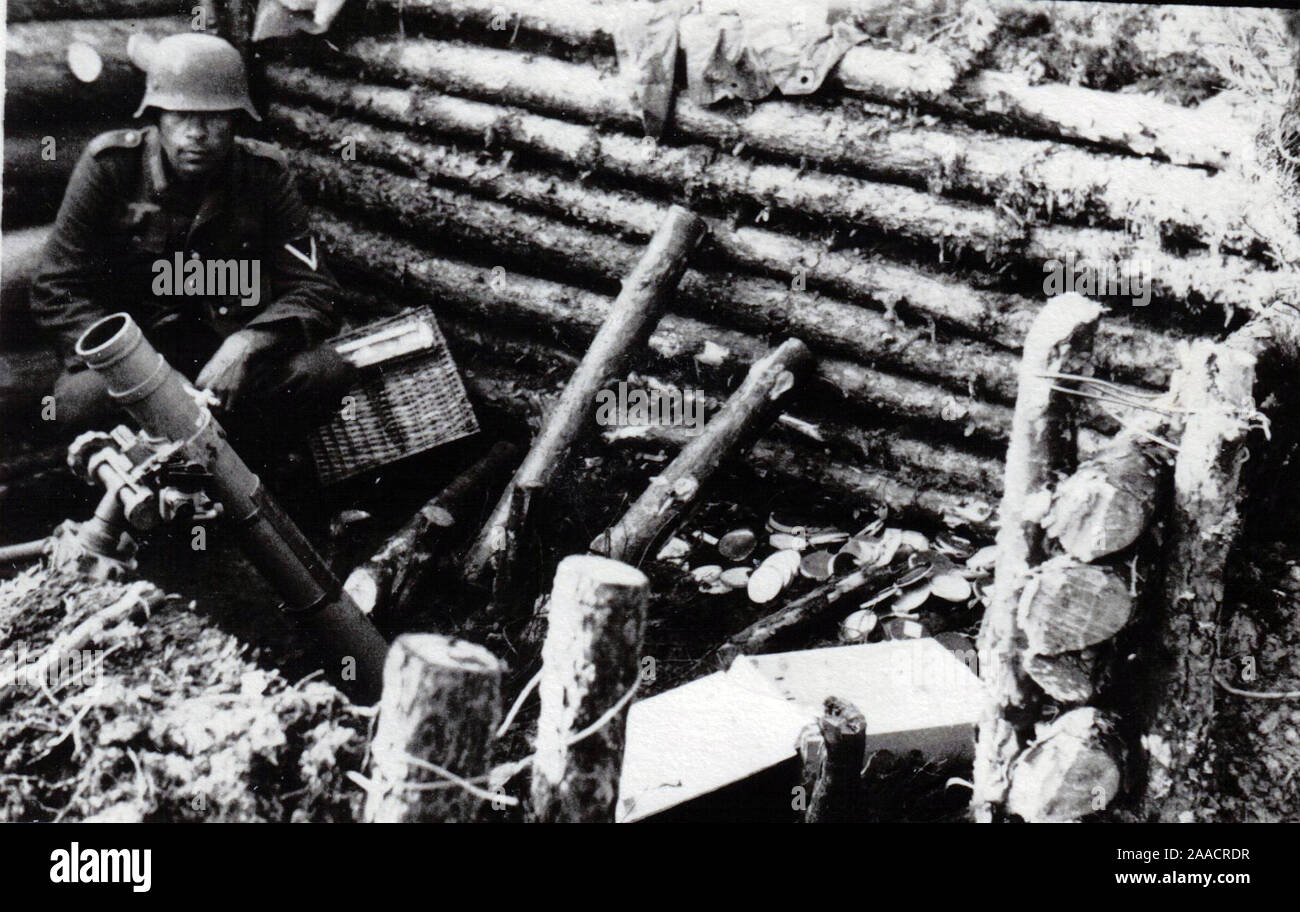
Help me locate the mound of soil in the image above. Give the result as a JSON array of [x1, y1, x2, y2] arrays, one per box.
[[0, 561, 370, 822]]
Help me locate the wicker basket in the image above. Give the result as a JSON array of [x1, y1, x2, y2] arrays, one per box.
[[308, 307, 478, 485]]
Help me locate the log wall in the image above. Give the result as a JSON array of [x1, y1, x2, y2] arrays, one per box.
[[3, 1, 1283, 538], [3, 7, 194, 228]]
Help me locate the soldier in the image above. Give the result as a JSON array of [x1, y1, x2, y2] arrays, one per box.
[[31, 32, 352, 463]]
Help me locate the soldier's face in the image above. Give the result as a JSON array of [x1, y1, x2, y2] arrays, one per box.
[[158, 111, 237, 178]]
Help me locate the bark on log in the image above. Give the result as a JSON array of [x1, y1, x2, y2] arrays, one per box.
[[365, 633, 503, 822], [592, 338, 810, 563], [1005, 707, 1123, 822], [719, 552, 915, 664], [289, 146, 1031, 405], [797, 696, 868, 823], [5, 18, 185, 125], [1043, 446, 1160, 562], [1140, 340, 1258, 821], [530, 554, 648, 823], [600, 393, 1003, 499], [464, 205, 705, 586], [973, 293, 1101, 822], [309, 208, 1015, 444], [1017, 556, 1135, 656], [292, 39, 1275, 306], [7, 0, 186, 20], [266, 70, 1178, 388], [344, 440, 519, 620], [267, 69, 1258, 257], [362, 0, 1243, 171], [461, 354, 997, 536]]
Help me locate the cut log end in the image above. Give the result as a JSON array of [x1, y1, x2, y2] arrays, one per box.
[[1018, 556, 1134, 656], [1006, 707, 1123, 822]]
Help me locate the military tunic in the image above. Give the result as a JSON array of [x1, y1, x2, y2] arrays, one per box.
[[32, 124, 341, 368]]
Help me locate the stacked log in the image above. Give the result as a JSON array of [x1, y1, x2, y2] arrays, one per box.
[[253, 1, 1280, 546], [3, 13, 190, 228], [360, 0, 1247, 171], [974, 299, 1300, 821]]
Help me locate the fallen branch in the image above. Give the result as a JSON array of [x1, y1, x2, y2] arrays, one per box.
[[344, 440, 518, 620], [591, 338, 810, 563], [464, 205, 705, 587]]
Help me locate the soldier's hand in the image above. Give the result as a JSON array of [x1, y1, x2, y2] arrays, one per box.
[[196, 328, 278, 413]]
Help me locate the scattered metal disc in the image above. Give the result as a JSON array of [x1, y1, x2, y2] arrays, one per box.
[[855, 517, 885, 538], [966, 545, 998, 571], [747, 564, 785, 603], [717, 528, 757, 561], [883, 617, 928, 640], [840, 609, 878, 643], [699, 579, 732, 595], [900, 530, 930, 552], [930, 571, 972, 603], [767, 512, 806, 536], [892, 583, 932, 614], [769, 549, 802, 582], [691, 564, 722, 583], [934, 534, 974, 560], [720, 566, 751, 588], [799, 550, 834, 581], [896, 563, 934, 589], [769, 532, 809, 552], [837, 538, 876, 567], [807, 530, 849, 547], [933, 631, 976, 662], [874, 528, 903, 567]]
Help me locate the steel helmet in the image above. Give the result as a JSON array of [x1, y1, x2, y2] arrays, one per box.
[[131, 32, 260, 120]]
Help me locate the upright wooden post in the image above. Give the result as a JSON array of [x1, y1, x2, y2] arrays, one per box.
[[530, 555, 648, 822], [464, 206, 705, 588], [973, 293, 1101, 821], [1140, 341, 1257, 820], [366, 634, 503, 822], [797, 697, 868, 823]]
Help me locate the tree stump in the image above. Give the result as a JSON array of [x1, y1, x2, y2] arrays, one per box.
[[366, 634, 504, 822], [530, 555, 648, 822]]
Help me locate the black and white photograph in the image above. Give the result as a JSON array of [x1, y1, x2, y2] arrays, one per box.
[[0, 0, 1291, 872]]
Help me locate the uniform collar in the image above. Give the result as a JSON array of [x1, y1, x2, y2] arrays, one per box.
[[142, 124, 243, 240], [142, 124, 239, 200]]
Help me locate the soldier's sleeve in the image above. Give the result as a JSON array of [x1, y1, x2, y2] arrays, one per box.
[[246, 159, 342, 347], [29, 145, 118, 365]]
